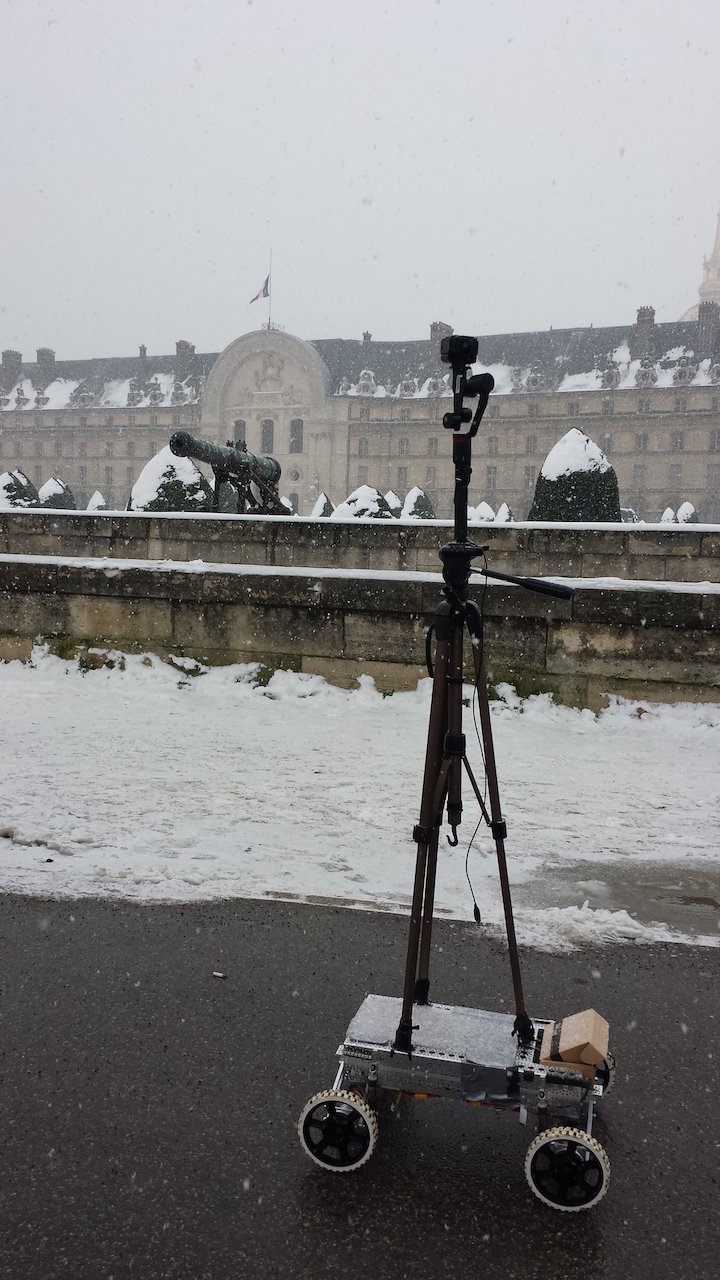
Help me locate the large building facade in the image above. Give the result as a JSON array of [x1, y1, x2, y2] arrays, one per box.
[[3, 222, 720, 521]]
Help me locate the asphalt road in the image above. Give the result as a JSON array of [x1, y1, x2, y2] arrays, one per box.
[[0, 894, 718, 1280]]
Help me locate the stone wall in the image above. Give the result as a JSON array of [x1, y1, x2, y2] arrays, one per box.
[[1, 510, 720, 583], [0, 554, 717, 709]]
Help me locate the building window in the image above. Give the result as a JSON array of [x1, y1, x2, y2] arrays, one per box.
[[358, 438, 369, 457], [126, 466, 134, 485], [485, 465, 497, 492], [359, 406, 370, 422], [669, 464, 682, 492], [79, 440, 87, 457], [708, 463, 720, 491], [568, 401, 580, 417], [171, 413, 180, 430], [105, 466, 113, 486], [635, 432, 648, 453], [261, 419, 274, 453], [528, 402, 539, 418], [149, 441, 157, 457], [601, 433, 612, 454], [427, 436, 438, 457], [35, 439, 43, 457], [127, 412, 135, 428], [357, 466, 368, 486], [34, 466, 42, 484], [488, 403, 500, 419], [55, 440, 62, 457], [526, 434, 537, 456], [632, 464, 647, 490], [105, 414, 113, 429], [105, 440, 114, 457], [399, 437, 409, 457], [79, 466, 87, 485], [234, 419, 246, 442], [638, 398, 651, 413], [127, 440, 135, 457], [712, 397, 720, 413], [15, 440, 23, 459], [400, 406, 410, 422], [488, 436, 498, 456], [602, 399, 614, 416], [674, 397, 687, 414], [710, 430, 720, 453], [288, 492, 299, 513], [397, 466, 407, 489], [80, 416, 87, 428], [670, 431, 684, 453], [289, 418, 303, 454], [425, 466, 436, 487], [524, 466, 536, 493], [150, 414, 158, 429]]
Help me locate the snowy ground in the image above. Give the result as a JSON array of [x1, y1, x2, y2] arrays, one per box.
[[1, 647, 718, 952]]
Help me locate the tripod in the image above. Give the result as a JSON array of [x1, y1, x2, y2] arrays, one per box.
[[393, 340, 572, 1055]]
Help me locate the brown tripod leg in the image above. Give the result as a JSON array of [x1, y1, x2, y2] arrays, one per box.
[[393, 614, 453, 1051], [469, 634, 534, 1044], [415, 619, 465, 1001]]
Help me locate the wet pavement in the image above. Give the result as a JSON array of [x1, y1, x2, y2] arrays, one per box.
[[0, 893, 718, 1280]]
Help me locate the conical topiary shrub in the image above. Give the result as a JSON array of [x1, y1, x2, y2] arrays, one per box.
[[127, 446, 213, 512], [0, 469, 40, 509], [311, 492, 335, 517], [529, 428, 621, 521], [400, 486, 435, 519], [331, 485, 396, 519], [39, 477, 76, 510]]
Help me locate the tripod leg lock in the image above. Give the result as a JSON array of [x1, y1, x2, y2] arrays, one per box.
[[413, 824, 433, 845], [443, 732, 466, 757], [491, 819, 507, 841]]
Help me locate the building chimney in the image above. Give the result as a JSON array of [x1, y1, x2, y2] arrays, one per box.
[[139, 344, 147, 362], [36, 347, 56, 387], [175, 339, 196, 379], [629, 306, 656, 360], [697, 300, 720, 359], [430, 321, 454, 346], [1, 349, 22, 390], [362, 331, 372, 344]]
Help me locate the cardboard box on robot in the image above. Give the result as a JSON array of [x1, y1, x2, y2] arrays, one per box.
[[539, 1009, 609, 1081]]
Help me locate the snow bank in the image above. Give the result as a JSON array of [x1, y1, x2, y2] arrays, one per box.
[[0, 648, 718, 952]]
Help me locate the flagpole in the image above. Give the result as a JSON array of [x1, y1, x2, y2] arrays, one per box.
[[268, 247, 273, 330]]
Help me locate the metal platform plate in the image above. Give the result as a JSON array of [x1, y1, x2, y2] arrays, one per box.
[[344, 994, 517, 1068]]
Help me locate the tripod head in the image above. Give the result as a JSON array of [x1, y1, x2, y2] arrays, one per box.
[[438, 335, 494, 545], [440, 335, 494, 438]]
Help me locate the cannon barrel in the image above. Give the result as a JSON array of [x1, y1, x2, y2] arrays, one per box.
[[169, 431, 281, 487]]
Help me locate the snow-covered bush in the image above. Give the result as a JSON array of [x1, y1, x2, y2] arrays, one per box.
[[0, 469, 40, 509], [400, 486, 435, 519], [660, 507, 676, 523], [127, 446, 213, 513], [39, 477, 76, 510], [495, 502, 513, 523], [87, 491, 107, 512], [384, 489, 402, 515], [468, 501, 495, 523], [528, 428, 621, 521], [677, 501, 698, 524], [311, 491, 335, 517], [331, 485, 397, 519]]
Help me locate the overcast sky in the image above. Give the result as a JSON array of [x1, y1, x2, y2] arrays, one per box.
[[2, 0, 719, 360]]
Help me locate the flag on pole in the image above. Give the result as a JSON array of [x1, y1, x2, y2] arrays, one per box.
[[250, 274, 270, 304]]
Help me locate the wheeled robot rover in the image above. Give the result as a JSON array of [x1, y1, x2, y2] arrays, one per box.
[[298, 337, 616, 1212]]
